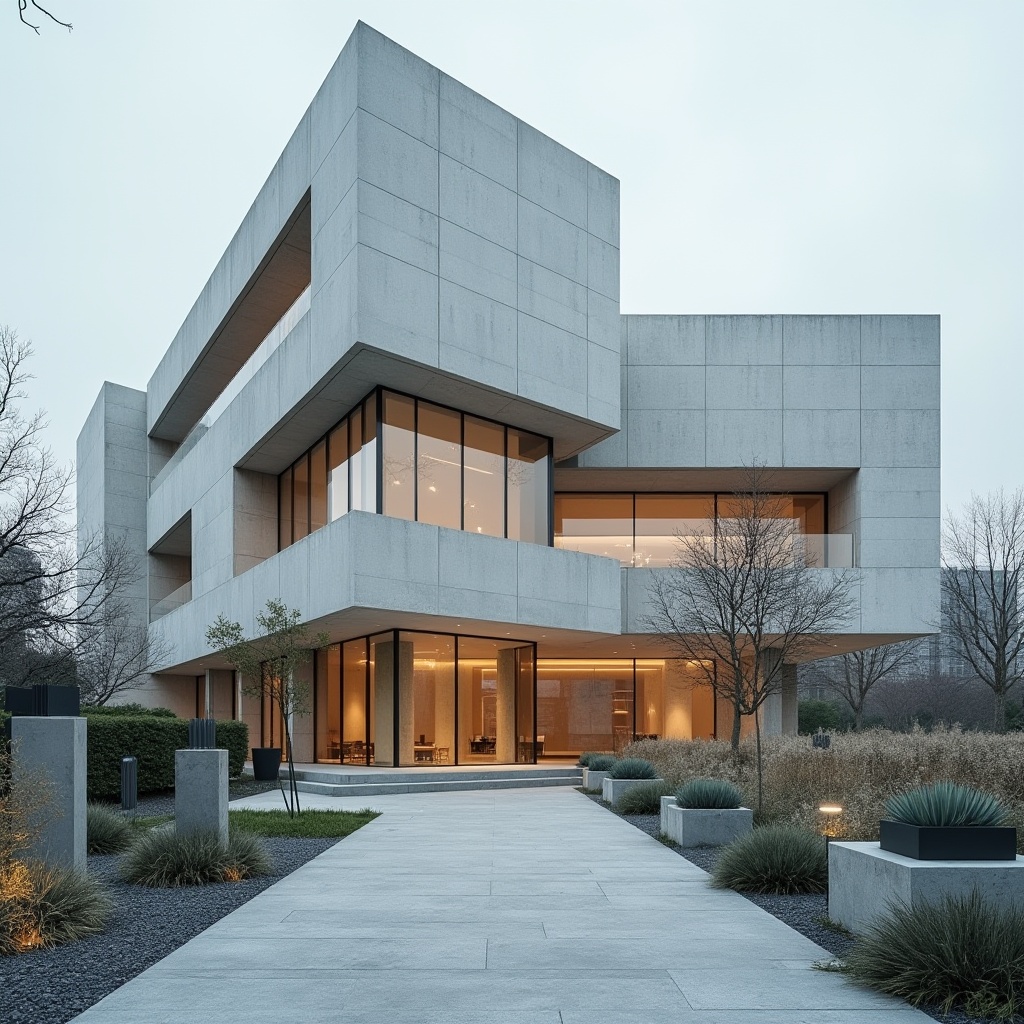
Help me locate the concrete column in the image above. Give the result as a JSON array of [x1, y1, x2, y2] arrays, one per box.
[[780, 663, 799, 736], [11, 717, 87, 870], [175, 748, 229, 845], [495, 648, 516, 763], [433, 663, 455, 760], [397, 642, 414, 764], [204, 669, 212, 719], [374, 643, 394, 765]]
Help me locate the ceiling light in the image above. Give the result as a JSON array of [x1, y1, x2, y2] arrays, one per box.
[[429, 485, 436, 492]]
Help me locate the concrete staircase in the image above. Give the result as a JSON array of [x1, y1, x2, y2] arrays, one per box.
[[280, 765, 583, 798]]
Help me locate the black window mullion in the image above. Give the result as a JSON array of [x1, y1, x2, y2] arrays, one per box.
[[413, 397, 419, 523], [453, 634, 459, 766], [364, 637, 371, 766], [392, 629, 400, 768], [375, 387, 383, 516], [459, 414, 465, 532], [503, 426, 509, 540]]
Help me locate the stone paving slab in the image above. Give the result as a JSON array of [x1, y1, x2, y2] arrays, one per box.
[[70, 787, 931, 1023]]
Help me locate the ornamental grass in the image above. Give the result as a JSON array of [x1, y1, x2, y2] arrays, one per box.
[[622, 726, 1024, 844]]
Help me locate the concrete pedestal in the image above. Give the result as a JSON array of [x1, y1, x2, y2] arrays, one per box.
[[175, 748, 229, 845], [659, 797, 753, 847], [829, 841, 1024, 935], [582, 769, 609, 792], [602, 776, 665, 805], [11, 716, 87, 869]]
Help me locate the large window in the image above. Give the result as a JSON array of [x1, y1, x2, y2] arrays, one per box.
[[313, 629, 536, 766], [554, 492, 844, 567], [279, 388, 552, 551]]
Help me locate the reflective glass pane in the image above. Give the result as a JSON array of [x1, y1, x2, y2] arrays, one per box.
[[357, 393, 378, 513], [554, 494, 633, 564], [398, 632, 455, 766], [328, 421, 349, 520], [457, 637, 522, 765], [536, 659, 634, 757], [314, 646, 341, 762], [516, 646, 536, 763], [634, 659, 665, 740], [343, 639, 369, 764], [350, 407, 367, 513], [463, 416, 504, 537], [382, 392, 415, 520], [310, 441, 328, 533], [292, 454, 309, 542], [417, 402, 461, 529], [507, 429, 549, 543], [278, 467, 293, 551], [634, 494, 713, 567]]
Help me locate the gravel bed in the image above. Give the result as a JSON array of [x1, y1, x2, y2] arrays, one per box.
[[592, 795, 1002, 1024], [98, 777, 283, 818], [0, 835, 338, 1024]]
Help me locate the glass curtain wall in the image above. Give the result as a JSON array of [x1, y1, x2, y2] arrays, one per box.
[[314, 630, 537, 766], [555, 492, 828, 567], [280, 388, 552, 551]]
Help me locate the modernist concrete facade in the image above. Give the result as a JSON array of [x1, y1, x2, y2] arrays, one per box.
[[77, 23, 940, 766]]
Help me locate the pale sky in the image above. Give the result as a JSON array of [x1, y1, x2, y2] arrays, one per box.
[[1, 1, 1020, 516]]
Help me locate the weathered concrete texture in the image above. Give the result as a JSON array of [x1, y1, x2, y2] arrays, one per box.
[[829, 841, 1024, 936], [69, 788, 928, 1023], [602, 776, 664, 806], [581, 768, 609, 791], [175, 748, 229, 845], [660, 796, 754, 848], [11, 717, 87, 870]]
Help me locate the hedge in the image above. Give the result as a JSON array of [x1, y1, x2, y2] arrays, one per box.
[[81, 703, 178, 718], [86, 716, 248, 799]]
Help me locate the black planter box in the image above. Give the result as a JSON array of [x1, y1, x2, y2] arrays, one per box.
[[880, 819, 1017, 861], [251, 747, 282, 781]]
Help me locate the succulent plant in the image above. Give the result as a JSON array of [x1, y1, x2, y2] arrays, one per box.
[[607, 757, 658, 780], [675, 778, 743, 809], [884, 781, 1009, 828], [586, 754, 616, 772]]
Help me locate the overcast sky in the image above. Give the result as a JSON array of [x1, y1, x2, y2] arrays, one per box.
[[1, 0, 1020, 516]]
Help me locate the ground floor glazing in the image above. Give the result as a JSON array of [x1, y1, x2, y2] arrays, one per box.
[[292, 628, 719, 766]]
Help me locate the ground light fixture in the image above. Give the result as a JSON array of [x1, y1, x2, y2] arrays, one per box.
[[818, 803, 843, 859]]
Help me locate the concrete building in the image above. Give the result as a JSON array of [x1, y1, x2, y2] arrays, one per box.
[[77, 23, 940, 765]]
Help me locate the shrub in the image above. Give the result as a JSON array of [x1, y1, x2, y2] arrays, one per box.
[[614, 780, 672, 814], [842, 892, 1024, 1019], [87, 716, 249, 799], [82, 703, 177, 718], [587, 754, 616, 772], [607, 757, 657, 780], [577, 751, 602, 768], [0, 860, 112, 954], [87, 803, 135, 854], [885, 781, 1008, 828], [711, 825, 826, 894], [797, 698, 845, 735], [120, 828, 271, 887], [676, 778, 742, 809]]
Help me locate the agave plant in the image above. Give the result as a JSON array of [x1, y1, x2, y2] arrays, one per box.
[[676, 778, 743, 809], [885, 782, 1008, 828], [607, 757, 658, 780]]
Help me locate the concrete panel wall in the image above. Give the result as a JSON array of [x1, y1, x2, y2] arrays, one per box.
[[149, 512, 622, 670]]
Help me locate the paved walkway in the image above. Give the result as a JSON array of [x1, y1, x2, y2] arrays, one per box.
[[72, 788, 929, 1024]]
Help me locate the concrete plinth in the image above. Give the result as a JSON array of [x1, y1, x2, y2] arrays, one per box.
[[175, 748, 229, 845], [581, 768, 609, 791], [829, 841, 1024, 935], [659, 798, 753, 847], [11, 716, 87, 869], [602, 776, 664, 806]]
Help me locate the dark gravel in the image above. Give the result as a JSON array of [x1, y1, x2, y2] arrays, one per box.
[[112, 777, 283, 819], [594, 795, 1008, 1024], [0, 834, 338, 1024]]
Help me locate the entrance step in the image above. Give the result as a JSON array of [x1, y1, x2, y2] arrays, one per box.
[[279, 765, 583, 798]]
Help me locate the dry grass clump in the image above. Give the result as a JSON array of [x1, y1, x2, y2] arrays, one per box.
[[622, 727, 1024, 843]]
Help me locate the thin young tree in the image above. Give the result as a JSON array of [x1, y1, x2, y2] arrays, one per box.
[[942, 489, 1024, 732], [206, 600, 328, 817], [808, 639, 924, 729], [645, 466, 856, 810]]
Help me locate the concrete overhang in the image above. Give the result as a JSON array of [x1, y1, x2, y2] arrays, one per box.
[[555, 467, 858, 492]]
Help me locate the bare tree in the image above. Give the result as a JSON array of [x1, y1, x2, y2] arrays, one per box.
[[807, 640, 924, 729], [74, 600, 173, 706], [206, 600, 328, 817], [645, 465, 856, 810], [0, 326, 140, 691], [16, 0, 71, 33], [942, 489, 1024, 732]]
